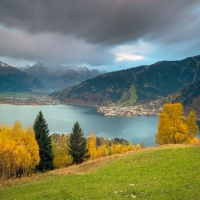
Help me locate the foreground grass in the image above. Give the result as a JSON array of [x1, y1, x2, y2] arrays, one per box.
[[1, 145, 200, 200]]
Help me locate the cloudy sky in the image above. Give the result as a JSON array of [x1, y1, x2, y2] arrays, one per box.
[[0, 0, 200, 71]]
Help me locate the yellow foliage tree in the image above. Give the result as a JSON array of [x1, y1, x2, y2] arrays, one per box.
[[87, 132, 97, 160], [110, 143, 122, 154], [95, 144, 108, 158], [127, 144, 135, 151], [109, 143, 136, 155], [51, 134, 72, 168], [155, 103, 199, 145], [135, 144, 141, 150], [185, 110, 199, 143], [86, 133, 138, 159], [0, 121, 40, 179]]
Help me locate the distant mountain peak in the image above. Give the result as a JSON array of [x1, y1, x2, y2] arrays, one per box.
[[0, 60, 46, 92], [34, 61, 45, 67], [20, 62, 106, 90], [0, 61, 10, 68]]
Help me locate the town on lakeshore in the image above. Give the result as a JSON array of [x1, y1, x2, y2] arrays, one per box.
[[0, 95, 167, 116], [0, 96, 59, 105], [97, 99, 165, 117]]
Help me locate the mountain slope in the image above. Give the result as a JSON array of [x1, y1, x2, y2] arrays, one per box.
[[50, 55, 200, 106], [173, 79, 200, 115], [20, 62, 105, 90], [0, 61, 46, 92]]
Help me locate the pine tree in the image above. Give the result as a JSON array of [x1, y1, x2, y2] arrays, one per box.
[[68, 122, 89, 164], [33, 111, 53, 171]]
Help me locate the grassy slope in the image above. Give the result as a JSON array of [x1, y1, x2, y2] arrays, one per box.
[[1, 145, 200, 200], [117, 84, 138, 106]]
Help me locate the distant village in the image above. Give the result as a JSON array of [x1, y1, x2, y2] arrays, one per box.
[[97, 99, 166, 117], [0, 96, 59, 105]]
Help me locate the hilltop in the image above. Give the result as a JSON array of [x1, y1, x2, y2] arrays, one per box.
[[1, 145, 200, 199]]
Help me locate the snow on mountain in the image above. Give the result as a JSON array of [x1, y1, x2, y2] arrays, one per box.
[[0, 60, 46, 92], [0, 61, 10, 68], [19, 61, 106, 90]]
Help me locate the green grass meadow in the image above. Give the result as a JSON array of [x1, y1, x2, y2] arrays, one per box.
[[117, 84, 138, 106], [0, 145, 200, 200]]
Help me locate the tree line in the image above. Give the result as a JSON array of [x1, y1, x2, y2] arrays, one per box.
[[52, 131, 141, 168]]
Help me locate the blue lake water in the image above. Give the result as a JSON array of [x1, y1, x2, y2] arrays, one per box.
[[0, 104, 199, 147]]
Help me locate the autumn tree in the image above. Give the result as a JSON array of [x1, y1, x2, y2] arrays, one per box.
[[68, 122, 89, 164], [0, 121, 39, 179], [33, 111, 53, 171], [87, 132, 97, 160], [185, 110, 199, 143], [155, 103, 199, 145], [109, 143, 136, 155], [95, 144, 108, 158], [51, 134, 72, 168]]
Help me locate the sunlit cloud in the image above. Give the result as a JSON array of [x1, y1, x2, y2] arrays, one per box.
[[113, 40, 153, 62], [113, 40, 155, 55], [116, 54, 144, 61]]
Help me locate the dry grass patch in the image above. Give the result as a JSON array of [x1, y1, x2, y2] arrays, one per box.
[[49, 150, 137, 176]]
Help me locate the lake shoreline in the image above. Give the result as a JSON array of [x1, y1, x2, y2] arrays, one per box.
[[0, 102, 200, 121], [0, 104, 199, 147]]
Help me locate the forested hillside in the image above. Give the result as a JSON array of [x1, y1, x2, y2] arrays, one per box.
[[173, 79, 200, 116], [51, 55, 200, 106]]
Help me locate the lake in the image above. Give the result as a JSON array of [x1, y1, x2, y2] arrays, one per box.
[[0, 104, 199, 147]]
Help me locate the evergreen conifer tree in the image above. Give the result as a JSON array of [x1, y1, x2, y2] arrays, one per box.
[[33, 111, 53, 171], [68, 121, 89, 164]]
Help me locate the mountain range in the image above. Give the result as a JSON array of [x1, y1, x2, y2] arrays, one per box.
[[50, 55, 200, 106], [0, 61, 45, 92], [20, 62, 105, 90]]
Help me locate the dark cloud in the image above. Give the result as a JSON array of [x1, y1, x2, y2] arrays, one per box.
[[0, 0, 199, 45], [0, 28, 113, 65], [0, 0, 200, 67]]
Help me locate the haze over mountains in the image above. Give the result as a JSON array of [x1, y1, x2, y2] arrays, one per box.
[[20, 62, 106, 90], [51, 55, 200, 107]]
